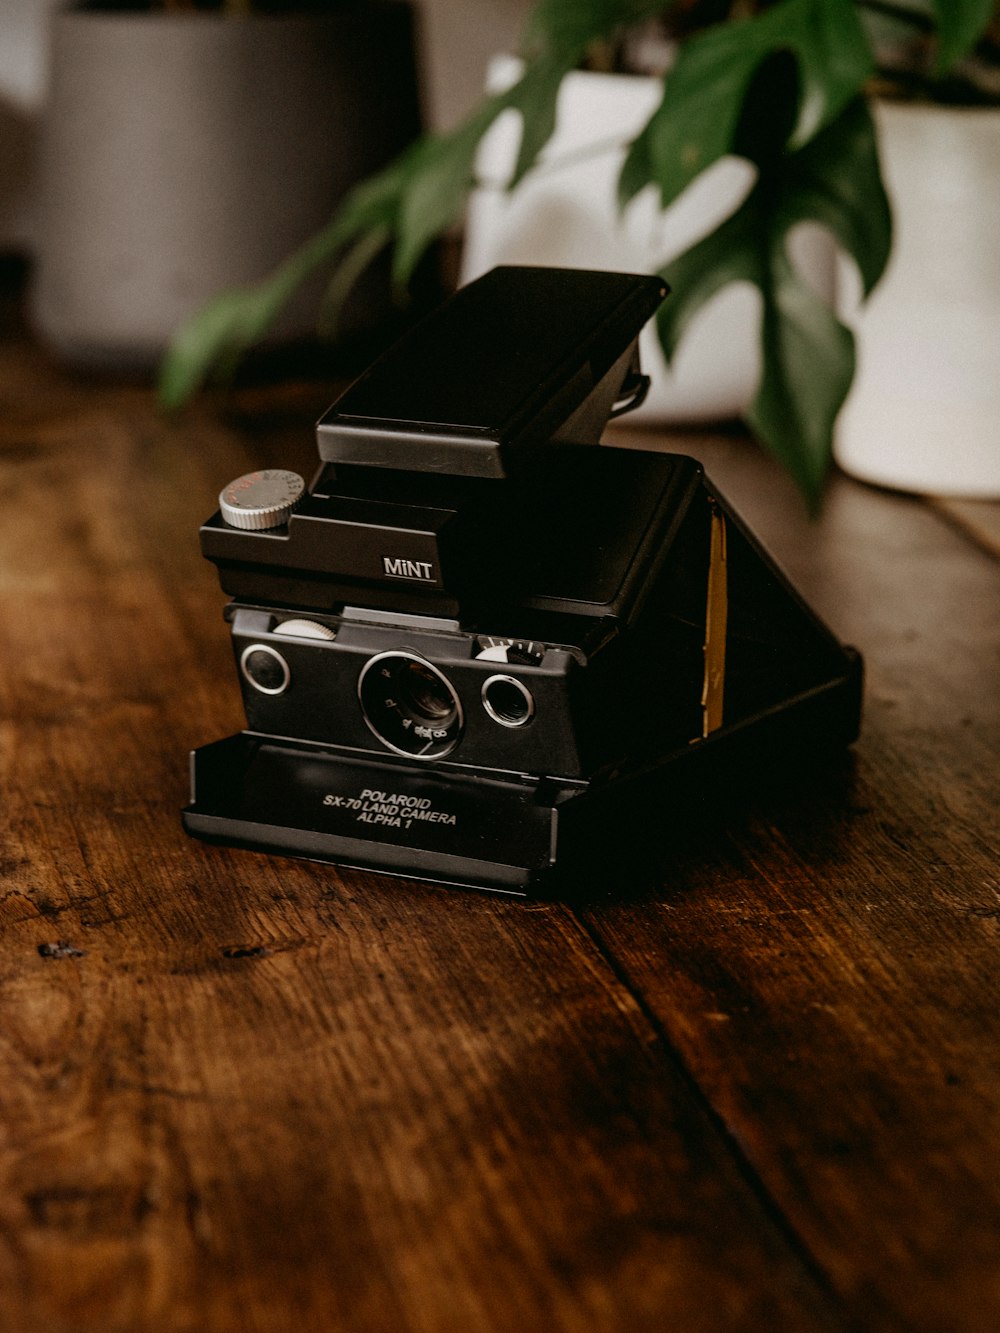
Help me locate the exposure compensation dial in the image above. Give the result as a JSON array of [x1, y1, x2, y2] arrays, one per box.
[[219, 470, 305, 531]]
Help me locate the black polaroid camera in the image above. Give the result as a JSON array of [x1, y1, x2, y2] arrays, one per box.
[[183, 266, 862, 893]]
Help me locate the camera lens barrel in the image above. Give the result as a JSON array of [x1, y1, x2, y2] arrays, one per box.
[[358, 651, 464, 759]]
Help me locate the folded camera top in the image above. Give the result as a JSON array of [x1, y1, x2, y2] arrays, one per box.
[[201, 266, 668, 622], [185, 266, 862, 893], [316, 264, 662, 476]]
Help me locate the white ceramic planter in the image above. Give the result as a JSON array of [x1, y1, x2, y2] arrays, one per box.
[[835, 102, 1000, 498], [461, 57, 836, 424], [30, 6, 419, 369]]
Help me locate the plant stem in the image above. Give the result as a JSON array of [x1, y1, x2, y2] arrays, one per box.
[[856, 0, 935, 34]]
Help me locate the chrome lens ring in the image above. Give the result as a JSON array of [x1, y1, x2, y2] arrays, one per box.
[[481, 674, 535, 728], [358, 651, 464, 760]]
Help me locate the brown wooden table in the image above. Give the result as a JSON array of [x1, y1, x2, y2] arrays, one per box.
[[1, 288, 998, 1332]]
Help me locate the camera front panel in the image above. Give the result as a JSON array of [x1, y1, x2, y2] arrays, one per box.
[[228, 607, 587, 778]]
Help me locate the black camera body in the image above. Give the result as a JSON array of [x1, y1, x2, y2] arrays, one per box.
[[184, 267, 862, 893]]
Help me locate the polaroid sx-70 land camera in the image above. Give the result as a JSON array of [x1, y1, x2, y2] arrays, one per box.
[[183, 266, 862, 893]]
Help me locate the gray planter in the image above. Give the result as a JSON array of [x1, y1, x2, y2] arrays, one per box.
[[30, 5, 420, 369]]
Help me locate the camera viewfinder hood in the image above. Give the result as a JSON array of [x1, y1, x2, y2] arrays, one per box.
[[316, 266, 665, 477]]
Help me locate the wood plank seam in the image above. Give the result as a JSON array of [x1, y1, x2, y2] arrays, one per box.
[[567, 911, 861, 1332]]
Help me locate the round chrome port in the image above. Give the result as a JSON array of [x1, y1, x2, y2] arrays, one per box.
[[482, 674, 535, 728], [358, 651, 463, 760], [240, 643, 291, 695]]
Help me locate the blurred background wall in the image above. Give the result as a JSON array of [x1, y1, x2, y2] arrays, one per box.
[[0, 0, 533, 253]]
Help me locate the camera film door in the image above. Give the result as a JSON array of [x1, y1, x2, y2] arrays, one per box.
[[183, 735, 585, 894]]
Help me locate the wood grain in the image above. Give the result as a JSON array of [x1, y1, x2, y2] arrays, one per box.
[[0, 333, 839, 1332], [1, 304, 997, 1331]]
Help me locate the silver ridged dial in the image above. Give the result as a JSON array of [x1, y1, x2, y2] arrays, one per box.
[[219, 470, 305, 531]]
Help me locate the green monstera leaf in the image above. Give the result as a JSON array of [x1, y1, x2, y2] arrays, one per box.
[[930, 0, 997, 73], [619, 0, 873, 212], [617, 0, 892, 506], [656, 92, 891, 509], [392, 52, 582, 284]]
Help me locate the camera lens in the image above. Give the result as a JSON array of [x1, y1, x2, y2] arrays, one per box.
[[397, 660, 458, 724], [482, 674, 534, 727], [358, 651, 463, 759]]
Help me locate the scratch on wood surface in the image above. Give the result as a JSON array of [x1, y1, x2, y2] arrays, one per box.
[[25, 1185, 153, 1236], [36, 940, 87, 960], [105, 1077, 214, 1103], [221, 944, 271, 961]]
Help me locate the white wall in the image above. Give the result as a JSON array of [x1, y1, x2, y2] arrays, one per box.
[[415, 0, 531, 129]]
